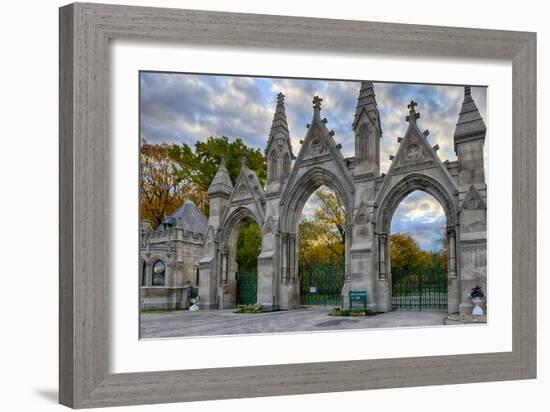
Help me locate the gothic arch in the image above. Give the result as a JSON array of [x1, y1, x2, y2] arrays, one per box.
[[219, 206, 263, 249], [375, 172, 457, 234], [280, 166, 354, 233]]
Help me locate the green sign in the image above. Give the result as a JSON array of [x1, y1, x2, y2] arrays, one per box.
[[349, 291, 367, 309]]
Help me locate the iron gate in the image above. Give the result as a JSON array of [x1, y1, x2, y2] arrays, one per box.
[[391, 267, 447, 311], [236, 271, 257, 306], [299, 259, 345, 307]]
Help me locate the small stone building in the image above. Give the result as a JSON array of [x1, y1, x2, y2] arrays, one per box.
[[140, 201, 207, 309]]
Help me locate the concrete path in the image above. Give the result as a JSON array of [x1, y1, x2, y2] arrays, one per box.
[[140, 307, 447, 338]]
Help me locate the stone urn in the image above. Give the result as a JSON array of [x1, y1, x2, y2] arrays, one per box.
[[468, 286, 485, 316], [189, 297, 199, 312], [471, 297, 484, 316]]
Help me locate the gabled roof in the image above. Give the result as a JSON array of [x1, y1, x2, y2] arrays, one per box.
[[224, 156, 266, 221], [160, 200, 208, 234], [376, 99, 457, 203], [281, 95, 354, 201]]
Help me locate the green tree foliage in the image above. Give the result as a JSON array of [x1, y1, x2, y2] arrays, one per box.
[[140, 136, 266, 224], [236, 218, 262, 273], [169, 136, 266, 215], [299, 187, 346, 262], [390, 232, 447, 281]]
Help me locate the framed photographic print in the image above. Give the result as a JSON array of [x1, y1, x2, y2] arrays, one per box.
[[59, 2, 536, 408]]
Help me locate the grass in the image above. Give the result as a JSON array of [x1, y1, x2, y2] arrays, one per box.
[[234, 304, 264, 314], [328, 308, 371, 317]]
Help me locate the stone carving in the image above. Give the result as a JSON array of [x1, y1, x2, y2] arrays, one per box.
[[405, 143, 422, 161], [461, 185, 486, 210], [237, 183, 247, 196], [309, 138, 325, 156]]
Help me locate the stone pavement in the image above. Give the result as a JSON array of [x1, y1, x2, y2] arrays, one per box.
[[140, 307, 447, 338]]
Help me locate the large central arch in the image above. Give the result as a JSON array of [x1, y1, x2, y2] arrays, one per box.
[[279, 166, 354, 307], [280, 167, 354, 233]]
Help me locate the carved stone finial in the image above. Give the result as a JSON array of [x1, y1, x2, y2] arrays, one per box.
[[313, 95, 323, 110], [277, 92, 285, 103], [241, 154, 248, 169], [406, 100, 420, 123]]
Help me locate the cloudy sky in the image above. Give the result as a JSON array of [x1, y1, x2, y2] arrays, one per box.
[[140, 72, 487, 251]]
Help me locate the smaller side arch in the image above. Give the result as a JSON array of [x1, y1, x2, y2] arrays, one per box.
[[375, 173, 457, 233], [219, 206, 263, 249], [374, 172, 460, 314]]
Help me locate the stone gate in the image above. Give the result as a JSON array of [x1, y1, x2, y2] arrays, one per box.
[[197, 83, 487, 315]]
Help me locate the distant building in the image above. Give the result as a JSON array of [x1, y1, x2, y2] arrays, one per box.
[[140, 200, 207, 309]]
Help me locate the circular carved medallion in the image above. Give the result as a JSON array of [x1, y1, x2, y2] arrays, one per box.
[[405, 144, 422, 161]]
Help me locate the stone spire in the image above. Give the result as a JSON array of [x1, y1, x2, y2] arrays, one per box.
[[207, 157, 233, 197], [454, 86, 486, 152], [266, 92, 295, 187], [266, 92, 291, 152], [353, 81, 382, 135]]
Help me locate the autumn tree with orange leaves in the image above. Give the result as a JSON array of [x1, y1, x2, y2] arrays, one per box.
[[140, 142, 206, 229]]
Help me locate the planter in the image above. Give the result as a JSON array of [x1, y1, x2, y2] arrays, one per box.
[[471, 297, 484, 316]]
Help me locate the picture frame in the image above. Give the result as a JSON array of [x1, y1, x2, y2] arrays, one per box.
[[59, 2, 536, 408]]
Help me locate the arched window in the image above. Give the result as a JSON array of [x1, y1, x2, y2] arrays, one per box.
[[269, 150, 279, 182], [152, 260, 166, 286], [282, 152, 290, 178]]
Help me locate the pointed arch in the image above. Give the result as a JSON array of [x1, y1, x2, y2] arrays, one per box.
[[375, 173, 457, 234], [280, 166, 353, 233]]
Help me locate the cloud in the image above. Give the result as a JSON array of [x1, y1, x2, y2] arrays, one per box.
[[390, 191, 446, 251], [140, 72, 487, 250]]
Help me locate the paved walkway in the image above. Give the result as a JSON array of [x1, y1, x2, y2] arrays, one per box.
[[140, 307, 447, 338]]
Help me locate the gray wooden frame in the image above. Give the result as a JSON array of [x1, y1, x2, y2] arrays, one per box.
[[59, 2, 536, 408]]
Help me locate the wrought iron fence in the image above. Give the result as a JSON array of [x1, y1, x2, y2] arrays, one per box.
[[391, 266, 447, 311], [236, 271, 257, 306], [299, 259, 345, 307]]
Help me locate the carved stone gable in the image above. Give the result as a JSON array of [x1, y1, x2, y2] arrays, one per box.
[[461, 185, 486, 211], [397, 134, 427, 167]]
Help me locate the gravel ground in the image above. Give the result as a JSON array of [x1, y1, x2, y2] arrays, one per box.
[[140, 307, 447, 338]]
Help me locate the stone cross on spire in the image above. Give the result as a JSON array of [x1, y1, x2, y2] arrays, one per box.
[[312, 95, 323, 120], [313, 95, 322, 108], [277, 92, 285, 104], [406, 100, 420, 124]]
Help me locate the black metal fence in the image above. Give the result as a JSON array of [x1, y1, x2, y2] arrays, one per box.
[[391, 267, 447, 311], [236, 271, 257, 306], [299, 259, 345, 307]]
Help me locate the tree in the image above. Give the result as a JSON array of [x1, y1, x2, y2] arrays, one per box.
[[299, 187, 346, 262], [139, 142, 205, 228], [141, 136, 266, 226], [169, 136, 266, 215], [390, 233, 427, 273], [236, 218, 262, 273]]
